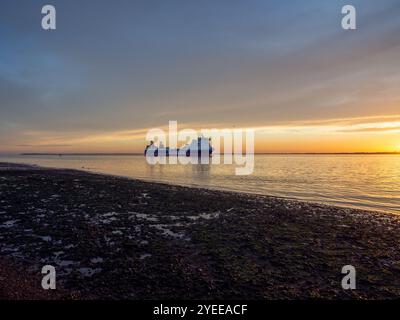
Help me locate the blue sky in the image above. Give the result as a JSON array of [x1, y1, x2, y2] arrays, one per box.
[[0, 0, 399, 152]]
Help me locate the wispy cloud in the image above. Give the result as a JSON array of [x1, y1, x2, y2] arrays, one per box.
[[1, 1, 399, 152]]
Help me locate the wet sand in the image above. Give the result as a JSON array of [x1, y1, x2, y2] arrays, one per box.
[[0, 162, 400, 299]]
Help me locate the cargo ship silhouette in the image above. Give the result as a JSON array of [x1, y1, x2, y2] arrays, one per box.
[[145, 136, 213, 157]]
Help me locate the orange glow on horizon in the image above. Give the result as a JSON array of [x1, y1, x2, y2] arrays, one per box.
[[1, 115, 399, 154]]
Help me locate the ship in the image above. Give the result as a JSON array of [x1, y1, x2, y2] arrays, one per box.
[[145, 136, 213, 157]]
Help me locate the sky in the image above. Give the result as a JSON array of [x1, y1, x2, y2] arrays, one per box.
[[0, 0, 399, 153]]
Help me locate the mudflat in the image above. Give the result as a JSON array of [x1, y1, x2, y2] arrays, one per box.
[[0, 162, 399, 299]]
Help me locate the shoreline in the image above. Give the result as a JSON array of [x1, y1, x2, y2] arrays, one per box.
[[1, 162, 400, 299], [1, 159, 397, 216]]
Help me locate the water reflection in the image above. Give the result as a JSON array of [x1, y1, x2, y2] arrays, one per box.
[[1, 154, 399, 214], [191, 162, 211, 182]]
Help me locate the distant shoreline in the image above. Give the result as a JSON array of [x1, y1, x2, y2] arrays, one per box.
[[18, 152, 400, 156]]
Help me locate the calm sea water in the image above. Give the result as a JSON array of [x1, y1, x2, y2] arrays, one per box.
[[1, 154, 399, 214]]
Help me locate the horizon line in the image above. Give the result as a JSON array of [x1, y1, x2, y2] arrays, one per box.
[[15, 152, 400, 156]]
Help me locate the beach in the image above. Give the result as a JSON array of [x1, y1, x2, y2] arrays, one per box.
[[1, 162, 400, 300]]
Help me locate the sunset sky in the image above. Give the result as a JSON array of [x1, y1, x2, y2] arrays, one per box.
[[0, 0, 399, 153]]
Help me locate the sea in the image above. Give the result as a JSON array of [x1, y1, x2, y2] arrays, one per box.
[[1, 154, 399, 214]]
